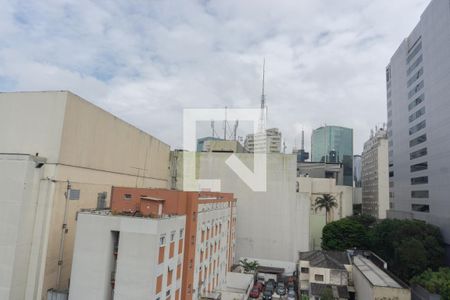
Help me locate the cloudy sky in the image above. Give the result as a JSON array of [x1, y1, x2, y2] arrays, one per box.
[[0, 0, 431, 153]]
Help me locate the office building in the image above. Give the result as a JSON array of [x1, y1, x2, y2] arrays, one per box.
[[311, 126, 353, 186], [361, 128, 389, 219], [244, 128, 282, 153], [353, 155, 362, 188], [386, 0, 450, 259], [0, 91, 170, 300], [69, 188, 236, 300]]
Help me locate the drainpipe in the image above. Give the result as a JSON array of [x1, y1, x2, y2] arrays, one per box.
[[56, 180, 71, 289]]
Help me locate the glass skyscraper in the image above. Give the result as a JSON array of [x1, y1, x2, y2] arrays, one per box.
[[311, 126, 354, 186]]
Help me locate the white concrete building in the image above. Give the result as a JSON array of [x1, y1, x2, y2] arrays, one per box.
[[298, 177, 353, 250], [68, 211, 186, 300], [172, 152, 310, 262], [361, 128, 389, 219], [352, 255, 410, 300], [0, 91, 170, 299], [244, 128, 282, 153], [386, 0, 450, 259]]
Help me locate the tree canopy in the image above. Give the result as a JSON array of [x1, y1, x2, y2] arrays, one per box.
[[411, 268, 450, 299], [322, 217, 445, 281]]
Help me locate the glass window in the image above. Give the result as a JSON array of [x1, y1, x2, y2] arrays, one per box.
[[411, 190, 429, 198], [410, 134, 427, 147], [409, 120, 426, 135], [407, 41, 422, 63], [412, 204, 430, 212], [410, 148, 427, 160], [301, 267, 309, 273], [411, 162, 428, 172], [123, 193, 132, 200], [409, 107, 425, 123], [408, 80, 424, 99], [411, 176, 428, 185], [407, 55, 423, 75], [408, 94, 425, 111], [160, 234, 166, 246], [69, 189, 80, 200], [407, 67, 424, 87], [314, 274, 324, 282]]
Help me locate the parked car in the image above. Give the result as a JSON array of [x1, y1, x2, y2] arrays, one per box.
[[262, 290, 273, 300], [287, 289, 297, 300], [265, 279, 276, 292], [249, 287, 260, 298], [254, 281, 264, 291], [276, 282, 286, 296]]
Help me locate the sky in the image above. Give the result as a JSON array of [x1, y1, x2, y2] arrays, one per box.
[[0, 0, 431, 154]]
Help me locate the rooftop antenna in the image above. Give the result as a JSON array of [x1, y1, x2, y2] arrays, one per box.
[[224, 106, 227, 140], [259, 58, 267, 133], [211, 120, 216, 138], [233, 120, 239, 141]]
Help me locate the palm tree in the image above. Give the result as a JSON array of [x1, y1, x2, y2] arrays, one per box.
[[239, 258, 259, 273], [314, 194, 338, 224]]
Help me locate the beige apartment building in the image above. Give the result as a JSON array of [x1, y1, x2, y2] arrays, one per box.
[[0, 91, 170, 300], [361, 128, 389, 219]]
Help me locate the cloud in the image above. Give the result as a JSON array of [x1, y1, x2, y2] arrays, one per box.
[[0, 0, 431, 153]]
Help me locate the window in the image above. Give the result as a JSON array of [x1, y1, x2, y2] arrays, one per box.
[[407, 41, 422, 63], [411, 190, 429, 198], [412, 204, 430, 212], [301, 267, 309, 273], [407, 67, 423, 87], [389, 171, 394, 178], [408, 80, 424, 99], [160, 234, 166, 246], [407, 55, 423, 75], [314, 274, 324, 282], [410, 148, 427, 160], [411, 176, 428, 185], [409, 107, 425, 123], [69, 189, 80, 200], [409, 94, 425, 111], [410, 134, 427, 147], [170, 231, 176, 242], [410, 162, 428, 172], [179, 229, 184, 239], [123, 193, 132, 200], [409, 120, 426, 135]]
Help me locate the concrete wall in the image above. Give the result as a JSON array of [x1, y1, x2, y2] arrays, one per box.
[[69, 213, 185, 300], [0, 91, 172, 298], [174, 152, 310, 262], [0, 155, 49, 300]]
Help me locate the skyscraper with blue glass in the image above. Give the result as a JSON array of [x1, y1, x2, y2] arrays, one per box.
[[311, 126, 354, 186]]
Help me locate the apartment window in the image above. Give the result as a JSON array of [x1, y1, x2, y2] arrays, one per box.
[[409, 94, 425, 111], [170, 231, 176, 242], [410, 134, 427, 147], [412, 204, 430, 212], [407, 67, 423, 87], [409, 120, 426, 135], [301, 267, 309, 273], [389, 171, 394, 178], [69, 189, 80, 200], [314, 274, 324, 282], [160, 234, 166, 246], [407, 41, 422, 63], [411, 190, 429, 198], [411, 176, 428, 185], [123, 193, 132, 200], [408, 80, 424, 99], [410, 148, 427, 160], [407, 55, 423, 75], [179, 229, 184, 239], [410, 162, 428, 172], [409, 107, 425, 123]]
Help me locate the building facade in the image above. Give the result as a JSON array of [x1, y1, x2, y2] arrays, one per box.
[[0, 91, 170, 300], [361, 128, 389, 219], [386, 0, 450, 259], [311, 126, 353, 186], [102, 188, 237, 300], [244, 128, 282, 153]]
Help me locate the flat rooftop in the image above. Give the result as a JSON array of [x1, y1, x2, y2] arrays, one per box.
[[353, 255, 402, 288]]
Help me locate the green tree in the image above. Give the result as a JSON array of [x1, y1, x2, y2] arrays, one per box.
[[320, 287, 334, 300], [322, 217, 372, 250], [239, 258, 259, 273], [411, 268, 450, 299], [314, 194, 338, 224], [349, 214, 377, 228]]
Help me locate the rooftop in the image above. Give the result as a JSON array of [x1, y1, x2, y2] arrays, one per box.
[[299, 250, 350, 270], [310, 283, 349, 299], [353, 255, 402, 288]]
